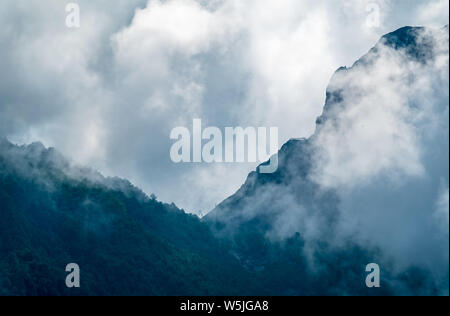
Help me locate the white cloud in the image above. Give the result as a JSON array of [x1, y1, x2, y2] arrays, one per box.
[[416, 0, 450, 27], [1, 0, 448, 213], [311, 44, 431, 188], [305, 27, 449, 275]]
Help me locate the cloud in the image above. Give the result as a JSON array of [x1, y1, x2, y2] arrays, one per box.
[[311, 27, 449, 188], [0, 0, 448, 212], [416, 0, 450, 27], [313, 49, 430, 187], [208, 26, 449, 294], [307, 27, 449, 284]]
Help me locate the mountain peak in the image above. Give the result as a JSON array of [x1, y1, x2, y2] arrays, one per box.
[[204, 25, 449, 295], [27, 141, 46, 154]]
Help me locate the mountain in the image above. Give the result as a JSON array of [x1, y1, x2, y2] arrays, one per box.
[[0, 138, 254, 295], [205, 26, 449, 295], [0, 26, 448, 296]]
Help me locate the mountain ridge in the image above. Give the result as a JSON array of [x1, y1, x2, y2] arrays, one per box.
[[0, 139, 256, 295], [204, 25, 449, 295]]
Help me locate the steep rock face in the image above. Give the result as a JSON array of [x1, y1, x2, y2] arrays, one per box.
[[205, 26, 449, 295]]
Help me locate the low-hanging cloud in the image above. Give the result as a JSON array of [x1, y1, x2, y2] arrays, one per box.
[[308, 26, 449, 291], [207, 25, 449, 295]]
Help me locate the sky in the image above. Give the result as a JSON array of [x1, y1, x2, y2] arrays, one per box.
[[0, 0, 449, 213]]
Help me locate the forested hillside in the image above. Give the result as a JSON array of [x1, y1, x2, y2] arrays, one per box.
[[0, 139, 253, 295]]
